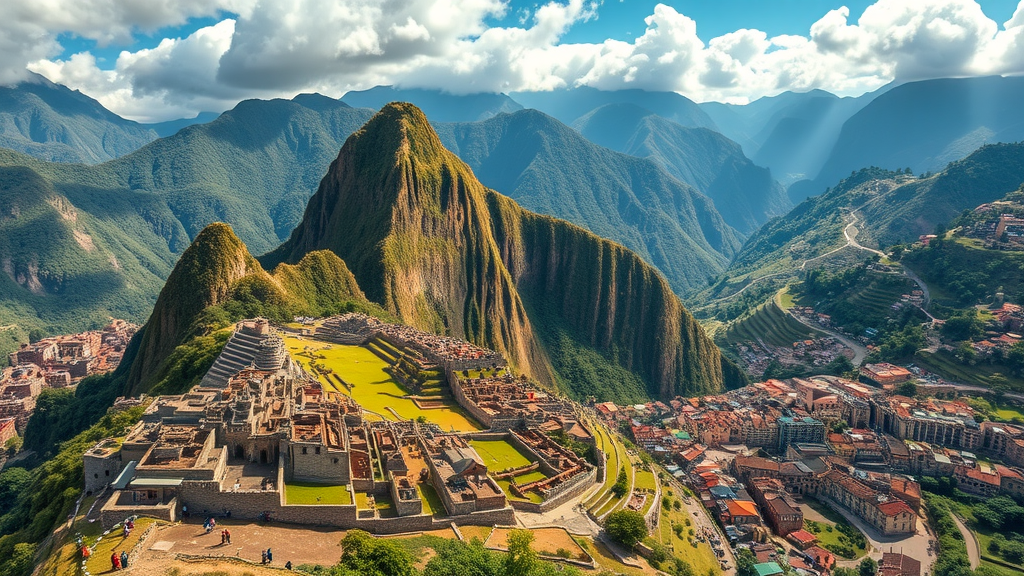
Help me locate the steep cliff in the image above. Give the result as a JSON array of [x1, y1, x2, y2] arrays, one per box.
[[125, 223, 374, 394], [267, 103, 735, 400]]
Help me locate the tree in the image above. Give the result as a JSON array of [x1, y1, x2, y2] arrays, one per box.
[[338, 529, 413, 576], [736, 548, 757, 576], [896, 381, 918, 398], [0, 468, 30, 515], [605, 510, 648, 549], [3, 436, 21, 457], [833, 568, 858, 576], [858, 557, 878, 576], [942, 311, 983, 342], [504, 529, 537, 576]]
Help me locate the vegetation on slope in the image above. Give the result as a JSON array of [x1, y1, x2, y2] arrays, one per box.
[[268, 103, 738, 400], [435, 108, 740, 295]]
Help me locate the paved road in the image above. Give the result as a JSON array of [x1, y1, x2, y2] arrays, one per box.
[[786, 308, 869, 366], [952, 514, 980, 569]]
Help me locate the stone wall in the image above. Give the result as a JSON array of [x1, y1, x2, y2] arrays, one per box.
[[84, 452, 123, 495], [289, 442, 350, 483], [507, 432, 558, 477]]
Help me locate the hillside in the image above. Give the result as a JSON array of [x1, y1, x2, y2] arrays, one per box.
[[791, 76, 1024, 201], [434, 109, 740, 295], [510, 86, 716, 129], [342, 86, 522, 122], [266, 103, 740, 401], [571, 102, 790, 235], [125, 223, 376, 394], [696, 142, 1024, 317], [0, 73, 158, 163]]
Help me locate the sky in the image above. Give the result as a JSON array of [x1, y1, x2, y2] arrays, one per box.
[[4, 0, 1024, 122]]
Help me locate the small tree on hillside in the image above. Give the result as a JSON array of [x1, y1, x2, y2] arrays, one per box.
[[605, 510, 648, 549], [504, 529, 537, 576]]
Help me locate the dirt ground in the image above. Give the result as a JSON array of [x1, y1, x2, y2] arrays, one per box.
[[132, 518, 346, 571]]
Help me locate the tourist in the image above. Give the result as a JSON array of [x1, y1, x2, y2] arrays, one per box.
[[285, 561, 292, 570], [224, 529, 231, 544], [111, 551, 120, 571], [120, 550, 128, 569], [220, 530, 226, 545], [261, 550, 267, 564], [123, 524, 130, 538], [267, 548, 273, 562]]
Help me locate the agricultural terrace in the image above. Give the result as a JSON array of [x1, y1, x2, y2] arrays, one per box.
[[282, 335, 481, 431], [591, 430, 633, 518], [725, 300, 820, 347], [485, 527, 591, 563], [284, 482, 352, 505], [471, 439, 548, 504]]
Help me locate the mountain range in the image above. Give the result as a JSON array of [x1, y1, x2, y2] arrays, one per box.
[[127, 104, 742, 402]]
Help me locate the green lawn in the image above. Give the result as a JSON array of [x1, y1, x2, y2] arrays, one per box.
[[471, 439, 534, 471], [583, 424, 619, 509], [658, 504, 722, 576], [992, 405, 1024, 423], [418, 483, 445, 515], [635, 468, 657, 491], [283, 336, 482, 430], [285, 482, 352, 505]]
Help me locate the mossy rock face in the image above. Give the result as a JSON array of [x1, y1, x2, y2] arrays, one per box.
[[267, 102, 734, 400]]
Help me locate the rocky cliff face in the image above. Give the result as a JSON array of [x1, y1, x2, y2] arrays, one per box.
[[268, 103, 734, 399]]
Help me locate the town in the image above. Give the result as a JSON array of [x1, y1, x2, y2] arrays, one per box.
[[0, 320, 137, 466], [44, 313, 1024, 575]]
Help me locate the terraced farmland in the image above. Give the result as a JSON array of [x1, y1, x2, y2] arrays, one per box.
[[724, 299, 820, 347]]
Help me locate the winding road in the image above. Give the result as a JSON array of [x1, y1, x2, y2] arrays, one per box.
[[952, 514, 981, 569]]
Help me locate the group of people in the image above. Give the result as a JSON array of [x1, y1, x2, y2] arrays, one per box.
[[219, 528, 232, 545], [261, 548, 273, 563], [203, 517, 217, 533], [122, 518, 134, 538], [110, 550, 129, 570]]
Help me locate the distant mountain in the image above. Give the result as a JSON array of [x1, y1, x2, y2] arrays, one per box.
[[790, 76, 1024, 202], [341, 86, 522, 122], [571, 102, 790, 235], [433, 109, 740, 294], [0, 73, 159, 163], [700, 89, 877, 187], [511, 86, 716, 129], [144, 111, 221, 138], [266, 103, 743, 401]]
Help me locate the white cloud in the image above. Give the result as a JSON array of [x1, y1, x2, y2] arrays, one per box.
[[13, 0, 1024, 121]]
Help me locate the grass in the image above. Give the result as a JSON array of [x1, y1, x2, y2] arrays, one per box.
[[802, 499, 867, 560], [657, 504, 722, 576], [586, 537, 654, 576], [635, 468, 657, 491], [471, 439, 534, 471], [591, 430, 632, 517], [486, 527, 589, 561], [284, 482, 352, 505], [418, 484, 445, 515], [992, 405, 1024, 423], [915, 349, 1024, 392], [283, 336, 482, 430], [84, 517, 157, 575]]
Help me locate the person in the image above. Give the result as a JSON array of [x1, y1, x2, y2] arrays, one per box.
[[261, 550, 267, 564], [266, 548, 273, 562], [285, 561, 292, 570], [111, 551, 120, 571], [220, 530, 226, 545], [120, 551, 129, 569], [224, 529, 231, 544], [182, 504, 188, 518], [123, 524, 130, 538]]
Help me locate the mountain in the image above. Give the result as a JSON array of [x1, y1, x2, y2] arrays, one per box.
[[342, 86, 522, 122], [700, 89, 877, 187], [511, 87, 717, 129], [790, 76, 1024, 202], [433, 109, 740, 294], [571, 102, 790, 235], [703, 142, 1024, 305], [125, 223, 374, 393], [266, 103, 740, 401], [0, 73, 159, 163], [144, 111, 221, 137]]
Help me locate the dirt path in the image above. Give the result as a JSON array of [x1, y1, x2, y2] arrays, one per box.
[[952, 514, 980, 569]]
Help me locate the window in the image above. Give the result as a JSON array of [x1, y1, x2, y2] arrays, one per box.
[[315, 447, 321, 455], [333, 458, 339, 464], [105, 470, 110, 476], [94, 473, 99, 478], [302, 447, 307, 455]]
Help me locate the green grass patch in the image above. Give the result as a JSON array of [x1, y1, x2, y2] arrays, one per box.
[[471, 439, 534, 471], [283, 337, 481, 430], [658, 504, 722, 576], [285, 482, 352, 505]]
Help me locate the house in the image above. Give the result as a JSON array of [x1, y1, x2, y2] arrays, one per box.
[[787, 528, 818, 550], [753, 562, 783, 576], [879, 552, 921, 576]]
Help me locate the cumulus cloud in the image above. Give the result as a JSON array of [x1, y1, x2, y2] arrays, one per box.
[[13, 0, 1024, 121]]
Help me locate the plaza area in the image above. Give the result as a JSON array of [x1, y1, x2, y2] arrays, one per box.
[[282, 335, 481, 431]]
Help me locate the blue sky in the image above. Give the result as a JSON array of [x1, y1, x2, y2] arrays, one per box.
[[20, 0, 1024, 121], [57, 1, 1023, 71]]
